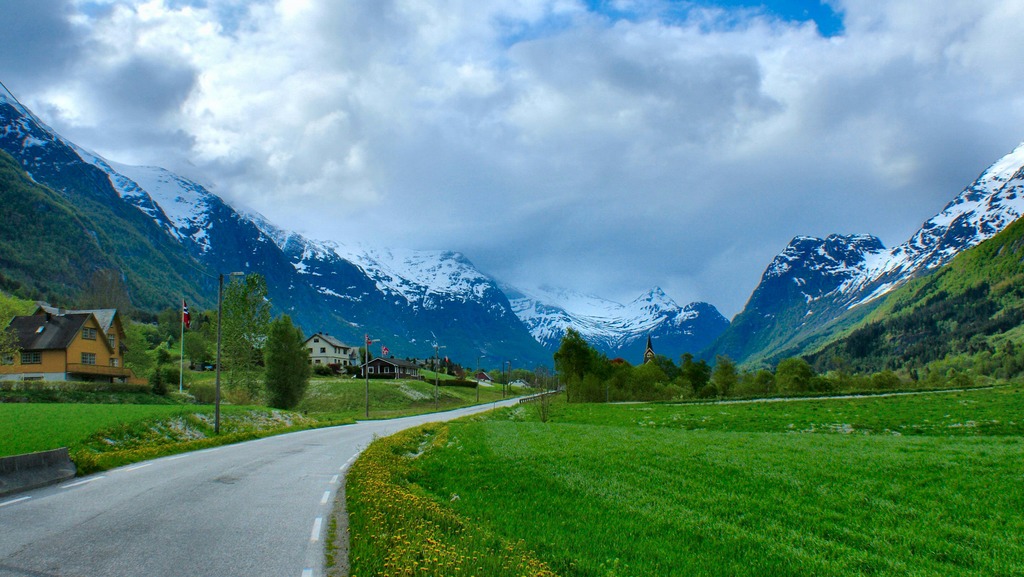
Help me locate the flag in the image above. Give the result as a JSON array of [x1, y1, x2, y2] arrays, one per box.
[[381, 345, 390, 357], [365, 333, 371, 347], [182, 300, 191, 329]]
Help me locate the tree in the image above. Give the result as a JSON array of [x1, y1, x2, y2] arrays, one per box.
[[710, 355, 738, 397], [554, 328, 604, 402], [264, 315, 311, 409], [0, 292, 33, 363], [222, 274, 271, 399], [183, 331, 212, 369], [680, 353, 711, 394], [651, 354, 681, 380], [775, 357, 815, 393]]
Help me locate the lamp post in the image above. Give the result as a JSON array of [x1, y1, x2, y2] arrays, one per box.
[[364, 334, 377, 419], [214, 272, 244, 435], [433, 343, 445, 410], [476, 354, 483, 403]]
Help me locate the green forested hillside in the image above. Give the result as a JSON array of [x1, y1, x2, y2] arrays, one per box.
[[0, 150, 119, 304], [807, 216, 1024, 378], [0, 150, 209, 313]]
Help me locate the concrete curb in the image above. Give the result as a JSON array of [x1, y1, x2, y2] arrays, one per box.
[[0, 447, 77, 498]]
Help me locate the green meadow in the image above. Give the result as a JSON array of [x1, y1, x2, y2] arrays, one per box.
[[0, 403, 193, 457], [0, 376, 522, 475], [347, 386, 1024, 576], [297, 376, 518, 421]]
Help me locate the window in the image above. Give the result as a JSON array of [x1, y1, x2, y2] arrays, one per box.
[[109, 358, 119, 367], [81, 352, 96, 365], [82, 328, 97, 340], [108, 335, 116, 349], [21, 351, 41, 365], [320, 347, 326, 353]]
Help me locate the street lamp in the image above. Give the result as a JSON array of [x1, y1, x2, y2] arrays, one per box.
[[434, 343, 445, 410], [364, 334, 377, 419], [503, 360, 511, 399], [214, 271, 244, 435], [476, 354, 484, 403]]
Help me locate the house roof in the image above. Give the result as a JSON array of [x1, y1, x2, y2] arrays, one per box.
[[7, 313, 92, 351], [35, 305, 120, 333], [306, 332, 353, 349], [366, 357, 420, 370]]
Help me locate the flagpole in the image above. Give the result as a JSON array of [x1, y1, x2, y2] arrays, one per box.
[[179, 298, 185, 394]]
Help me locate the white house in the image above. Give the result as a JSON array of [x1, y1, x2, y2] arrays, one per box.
[[304, 333, 358, 367]]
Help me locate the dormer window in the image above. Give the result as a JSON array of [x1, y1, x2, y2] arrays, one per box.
[[82, 328, 97, 340]]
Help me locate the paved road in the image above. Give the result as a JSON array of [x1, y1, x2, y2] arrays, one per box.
[[0, 400, 519, 577]]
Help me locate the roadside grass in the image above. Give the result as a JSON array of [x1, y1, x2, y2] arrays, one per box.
[[346, 423, 557, 577], [297, 377, 521, 421], [0, 403, 322, 474], [347, 385, 1024, 576], [0, 403, 190, 457]]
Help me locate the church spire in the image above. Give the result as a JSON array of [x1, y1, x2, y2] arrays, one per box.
[[643, 335, 656, 364]]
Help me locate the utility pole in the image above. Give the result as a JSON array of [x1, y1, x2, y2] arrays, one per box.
[[433, 343, 445, 410], [213, 272, 244, 434], [364, 334, 377, 419]]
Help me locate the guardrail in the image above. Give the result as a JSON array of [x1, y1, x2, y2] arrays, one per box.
[[517, 390, 561, 404], [0, 447, 77, 497]]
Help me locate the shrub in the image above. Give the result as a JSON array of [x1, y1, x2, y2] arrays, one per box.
[[698, 383, 719, 399], [189, 382, 217, 404]]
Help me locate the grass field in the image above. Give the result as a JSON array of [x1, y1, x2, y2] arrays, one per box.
[[0, 404, 195, 457], [0, 376, 524, 475], [297, 376, 520, 421], [347, 386, 1024, 576]]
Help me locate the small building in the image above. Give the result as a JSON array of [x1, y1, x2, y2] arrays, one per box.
[[1, 306, 133, 383], [362, 357, 421, 380], [643, 335, 656, 364], [305, 333, 358, 367], [474, 371, 493, 383]]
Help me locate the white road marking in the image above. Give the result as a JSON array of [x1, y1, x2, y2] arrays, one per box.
[[330, 475, 339, 484], [310, 517, 323, 542], [166, 454, 189, 461], [61, 476, 106, 489], [320, 491, 331, 505], [123, 463, 152, 472], [0, 496, 31, 508], [301, 569, 313, 577]]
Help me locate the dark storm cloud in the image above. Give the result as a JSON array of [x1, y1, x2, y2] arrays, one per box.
[[0, 0, 83, 88], [91, 55, 198, 122]]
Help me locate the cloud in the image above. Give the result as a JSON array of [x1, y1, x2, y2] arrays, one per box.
[[5, 0, 1024, 317], [0, 0, 84, 87]]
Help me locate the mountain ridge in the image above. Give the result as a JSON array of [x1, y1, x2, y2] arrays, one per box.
[[707, 141, 1024, 366], [1, 84, 729, 366]]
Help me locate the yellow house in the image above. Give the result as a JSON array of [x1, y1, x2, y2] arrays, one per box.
[[0, 306, 132, 382]]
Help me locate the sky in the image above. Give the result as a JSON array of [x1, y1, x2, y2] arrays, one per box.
[[3, 0, 1024, 317]]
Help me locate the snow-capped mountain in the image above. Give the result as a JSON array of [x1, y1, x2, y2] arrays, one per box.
[[0, 83, 548, 366], [507, 284, 729, 361], [710, 142, 1024, 364]]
